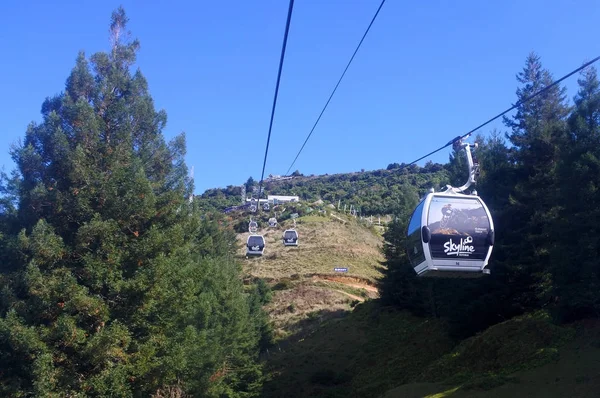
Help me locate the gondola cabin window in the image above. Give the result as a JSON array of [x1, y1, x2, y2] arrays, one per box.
[[248, 236, 264, 248], [407, 199, 426, 266], [426, 196, 489, 261]]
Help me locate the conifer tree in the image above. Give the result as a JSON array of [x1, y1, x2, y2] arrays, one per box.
[[445, 144, 469, 190], [550, 65, 600, 322], [0, 7, 264, 397], [501, 52, 570, 305]]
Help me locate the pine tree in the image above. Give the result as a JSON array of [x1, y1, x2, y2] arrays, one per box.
[[501, 52, 570, 306], [245, 176, 256, 194], [445, 144, 469, 190], [0, 7, 264, 397], [550, 65, 600, 322]]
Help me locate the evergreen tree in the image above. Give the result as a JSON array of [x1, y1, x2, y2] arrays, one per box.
[[445, 144, 469, 190], [0, 7, 264, 397], [501, 52, 570, 306], [550, 65, 600, 322], [245, 176, 256, 193]]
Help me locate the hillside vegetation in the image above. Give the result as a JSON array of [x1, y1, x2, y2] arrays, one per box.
[[263, 301, 600, 398], [197, 164, 449, 216]]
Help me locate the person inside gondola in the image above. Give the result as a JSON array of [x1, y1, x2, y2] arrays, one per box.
[[441, 203, 453, 217]]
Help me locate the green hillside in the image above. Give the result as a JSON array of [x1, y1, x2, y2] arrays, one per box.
[[196, 163, 449, 215], [263, 301, 600, 398]]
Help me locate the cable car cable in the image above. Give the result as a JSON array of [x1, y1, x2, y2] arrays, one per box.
[[338, 54, 600, 208], [284, 0, 387, 176], [433, 54, 600, 159], [256, 0, 295, 211]]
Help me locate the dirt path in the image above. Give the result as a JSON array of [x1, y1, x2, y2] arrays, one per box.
[[308, 274, 379, 293], [333, 289, 365, 302], [338, 281, 379, 293]]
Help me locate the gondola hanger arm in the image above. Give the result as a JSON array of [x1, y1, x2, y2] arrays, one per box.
[[444, 139, 478, 194]]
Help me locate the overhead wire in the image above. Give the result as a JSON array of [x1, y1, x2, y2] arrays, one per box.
[[284, 0, 387, 176], [255, 0, 295, 211], [338, 54, 600, 212], [405, 54, 600, 167]]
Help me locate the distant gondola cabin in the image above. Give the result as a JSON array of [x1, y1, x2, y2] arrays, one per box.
[[246, 235, 265, 256], [282, 229, 298, 246]]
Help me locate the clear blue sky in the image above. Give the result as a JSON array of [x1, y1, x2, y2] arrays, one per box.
[[1, 0, 598, 194]]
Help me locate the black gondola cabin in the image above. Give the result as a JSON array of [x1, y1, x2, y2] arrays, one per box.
[[407, 192, 494, 277], [282, 229, 298, 246], [246, 235, 265, 256]]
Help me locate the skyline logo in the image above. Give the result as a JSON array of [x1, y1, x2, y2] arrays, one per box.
[[443, 236, 475, 257]]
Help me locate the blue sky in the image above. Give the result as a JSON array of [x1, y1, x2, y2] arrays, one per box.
[[1, 0, 598, 194]]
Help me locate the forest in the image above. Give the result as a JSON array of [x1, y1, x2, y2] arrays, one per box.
[[1, 6, 599, 397]]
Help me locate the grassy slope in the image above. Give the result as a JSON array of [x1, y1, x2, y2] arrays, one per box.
[[383, 318, 600, 398], [263, 300, 600, 398], [262, 301, 455, 398], [238, 214, 385, 282], [237, 213, 386, 340]]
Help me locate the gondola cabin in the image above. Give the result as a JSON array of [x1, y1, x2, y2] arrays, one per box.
[[406, 192, 494, 277], [246, 235, 265, 256], [268, 218, 278, 227], [282, 229, 298, 246], [249, 221, 258, 234]]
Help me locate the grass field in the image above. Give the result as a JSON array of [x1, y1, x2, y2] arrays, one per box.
[[262, 301, 454, 398]]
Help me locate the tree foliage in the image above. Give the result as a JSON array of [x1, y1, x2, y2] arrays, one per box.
[[550, 65, 600, 322], [0, 7, 266, 397]]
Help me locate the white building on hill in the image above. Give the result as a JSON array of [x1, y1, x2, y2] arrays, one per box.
[[267, 195, 299, 203]]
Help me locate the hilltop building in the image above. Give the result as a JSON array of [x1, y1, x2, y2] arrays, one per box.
[[267, 195, 299, 203]]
